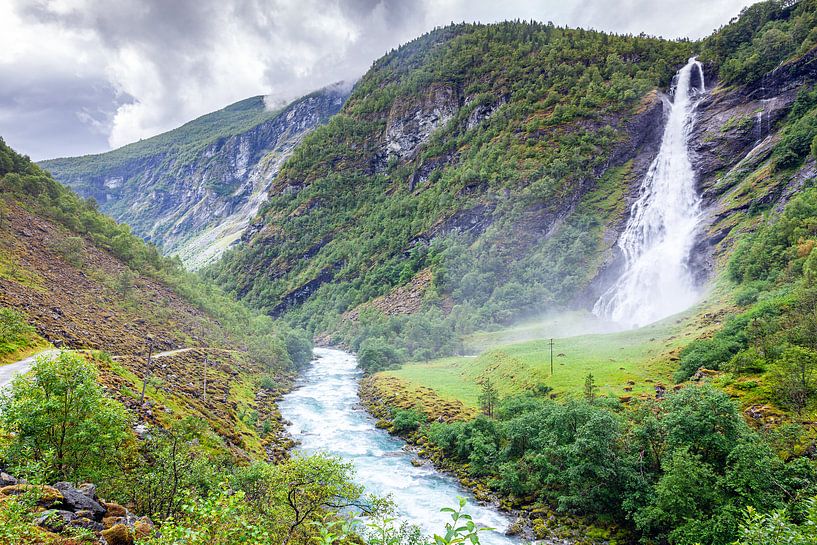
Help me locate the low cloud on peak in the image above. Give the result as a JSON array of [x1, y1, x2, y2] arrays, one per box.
[[0, 0, 748, 160]]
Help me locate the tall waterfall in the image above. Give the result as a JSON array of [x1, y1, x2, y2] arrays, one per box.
[[593, 58, 706, 328]]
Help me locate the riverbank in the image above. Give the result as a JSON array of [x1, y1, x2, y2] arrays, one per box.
[[280, 348, 521, 545], [359, 375, 630, 545]]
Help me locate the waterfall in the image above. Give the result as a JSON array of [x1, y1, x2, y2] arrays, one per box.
[[593, 57, 706, 328]]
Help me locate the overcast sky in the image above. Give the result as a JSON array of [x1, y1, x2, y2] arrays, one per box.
[[0, 0, 751, 161]]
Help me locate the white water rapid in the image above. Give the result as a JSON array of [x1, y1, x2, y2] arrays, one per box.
[[593, 57, 706, 328], [279, 348, 520, 545]]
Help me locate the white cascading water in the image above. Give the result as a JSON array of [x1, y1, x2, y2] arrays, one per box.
[[593, 57, 706, 328]]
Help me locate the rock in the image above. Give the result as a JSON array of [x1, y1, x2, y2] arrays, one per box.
[[78, 482, 98, 500], [103, 524, 135, 545], [71, 516, 104, 532], [0, 471, 17, 487], [54, 482, 106, 520], [506, 516, 526, 536], [134, 516, 155, 539], [35, 509, 76, 532], [103, 515, 126, 529], [0, 484, 64, 508], [104, 501, 128, 517]]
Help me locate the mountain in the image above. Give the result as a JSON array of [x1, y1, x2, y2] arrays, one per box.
[[41, 84, 350, 269], [207, 2, 817, 363], [0, 137, 308, 459]]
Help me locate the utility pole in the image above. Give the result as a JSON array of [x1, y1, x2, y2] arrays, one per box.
[[550, 338, 554, 377], [203, 355, 208, 401], [139, 337, 154, 407]]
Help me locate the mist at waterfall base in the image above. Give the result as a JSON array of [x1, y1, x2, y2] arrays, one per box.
[[278, 348, 520, 545], [593, 57, 707, 329]]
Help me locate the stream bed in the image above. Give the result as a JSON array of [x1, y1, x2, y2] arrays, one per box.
[[278, 347, 520, 544]]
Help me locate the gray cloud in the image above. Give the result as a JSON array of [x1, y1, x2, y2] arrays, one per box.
[[0, 0, 750, 160]]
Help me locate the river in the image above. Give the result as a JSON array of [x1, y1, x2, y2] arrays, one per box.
[[278, 347, 520, 544]]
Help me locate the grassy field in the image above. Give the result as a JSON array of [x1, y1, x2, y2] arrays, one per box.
[[380, 286, 735, 407]]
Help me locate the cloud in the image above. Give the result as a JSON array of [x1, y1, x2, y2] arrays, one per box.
[[0, 0, 750, 160]]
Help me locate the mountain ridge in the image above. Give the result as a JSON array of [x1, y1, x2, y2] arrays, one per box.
[[41, 83, 350, 268]]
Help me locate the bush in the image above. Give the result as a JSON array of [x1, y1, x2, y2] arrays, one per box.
[[0, 351, 129, 482], [0, 308, 35, 357], [49, 236, 85, 267], [391, 408, 426, 434], [358, 338, 403, 373], [767, 345, 817, 413]]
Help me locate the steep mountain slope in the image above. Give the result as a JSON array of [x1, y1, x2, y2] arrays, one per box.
[[208, 23, 692, 345], [41, 84, 349, 268], [207, 3, 817, 367], [0, 138, 306, 459]]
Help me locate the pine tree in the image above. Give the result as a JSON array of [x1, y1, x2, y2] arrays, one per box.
[[584, 373, 596, 403], [479, 378, 499, 418]]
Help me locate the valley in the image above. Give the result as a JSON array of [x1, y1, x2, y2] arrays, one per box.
[[2, 0, 817, 544]]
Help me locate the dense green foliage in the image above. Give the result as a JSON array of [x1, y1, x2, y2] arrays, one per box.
[[0, 137, 310, 370], [676, 186, 817, 414], [208, 22, 691, 359], [0, 352, 129, 483], [701, 0, 817, 85], [733, 499, 817, 544], [0, 307, 37, 359], [424, 386, 817, 545]]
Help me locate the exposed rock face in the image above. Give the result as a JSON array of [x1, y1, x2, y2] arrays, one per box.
[[42, 85, 349, 269], [384, 83, 459, 162], [686, 46, 817, 280]]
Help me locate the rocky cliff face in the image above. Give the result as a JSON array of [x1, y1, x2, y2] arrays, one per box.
[[687, 46, 817, 278], [42, 85, 349, 269]]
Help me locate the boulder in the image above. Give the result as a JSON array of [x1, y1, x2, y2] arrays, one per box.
[[35, 509, 76, 532], [78, 482, 98, 500], [103, 515, 126, 530], [71, 516, 104, 532], [54, 482, 106, 520], [0, 484, 63, 508], [0, 471, 17, 487], [134, 516, 155, 539], [104, 501, 128, 517], [102, 524, 135, 545]]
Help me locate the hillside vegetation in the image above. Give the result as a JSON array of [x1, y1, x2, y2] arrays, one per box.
[[41, 87, 348, 268], [207, 21, 692, 358]]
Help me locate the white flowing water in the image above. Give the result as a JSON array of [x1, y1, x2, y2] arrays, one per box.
[[279, 348, 520, 545], [593, 57, 706, 328]]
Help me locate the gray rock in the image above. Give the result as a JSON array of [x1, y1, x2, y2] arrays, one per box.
[[78, 482, 98, 500], [53, 482, 106, 520], [35, 509, 76, 532], [0, 471, 17, 487]]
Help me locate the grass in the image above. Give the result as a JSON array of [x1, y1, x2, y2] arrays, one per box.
[[381, 286, 735, 407]]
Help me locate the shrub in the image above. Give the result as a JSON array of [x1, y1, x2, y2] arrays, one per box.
[[0, 351, 129, 482], [391, 408, 426, 434]]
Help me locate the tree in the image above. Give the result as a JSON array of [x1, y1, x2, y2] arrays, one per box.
[[583, 373, 596, 402], [0, 308, 34, 354], [634, 448, 721, 542], [114, 267, 135, 298], [0, 351, 129, 482], [232, 453, 365, 545], [113, 418, 222, 520], [661, 385, 748, 470], [768, 346, 817, 413], [358, 338, 402, 373], [478, 379, 499, 418]]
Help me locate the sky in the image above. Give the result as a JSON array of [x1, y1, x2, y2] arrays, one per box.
[[0, 0, 751, 161]]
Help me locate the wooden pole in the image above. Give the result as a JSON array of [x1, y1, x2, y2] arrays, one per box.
[[203, 356, 208, 401], [139, 339, 153, 407], [550, 338, 554, 377]]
